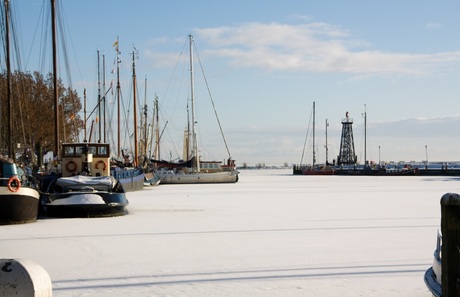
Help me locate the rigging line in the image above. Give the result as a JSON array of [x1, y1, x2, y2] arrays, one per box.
[[38, 0, 49, 75], [300, 106, 313, 165], [8, 3, 30, 147], [56, 0, 72, 89], [0, 5, 4, 68], [105, 87, 117, 154], [85, 85, 113, 122], [9, 1, 22, 71], [193, 40, 232, 159], [23, 1, 44, 70], [120, 87, 133, 153], [160, 38, 188, 126], [0, 5, 5, 71], [56, 0, 83, 89]]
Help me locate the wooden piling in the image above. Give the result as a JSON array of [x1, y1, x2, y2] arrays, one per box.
[[441, 192, 460, 297]]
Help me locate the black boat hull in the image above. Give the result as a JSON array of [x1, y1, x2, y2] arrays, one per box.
[[424, 267, 441, 297], [0, 187, 39, 225], [44, 192, 128, 218]]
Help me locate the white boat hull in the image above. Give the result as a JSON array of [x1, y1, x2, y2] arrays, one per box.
[[158, 170, 238, 184]]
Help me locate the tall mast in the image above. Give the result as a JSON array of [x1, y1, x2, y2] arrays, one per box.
[[312, 101, 316, 167], [5, 0, 13, 160], [115, 38, 121, 156], [97, 50, 101, 142], [363, 104, 367, 167], [143, 77, 148, 157], [189, 34, 199, 172], [83, 89, 87, 141], [132, 49, 138, 167], [154, 94, 160, 160], [51, 0, 59, 158], [325, 119, 329, 164], [102, 53, 106, 143]]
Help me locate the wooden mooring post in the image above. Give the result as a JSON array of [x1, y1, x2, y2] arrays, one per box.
[[441, 193, 460, 297]]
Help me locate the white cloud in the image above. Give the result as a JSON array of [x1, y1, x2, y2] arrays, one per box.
[[194, 22, 460, 77], [426, 22, 442, 30]]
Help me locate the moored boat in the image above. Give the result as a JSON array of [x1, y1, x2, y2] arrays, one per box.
[[40, 142, 128, 217], [0, 158, 39, 224], [110, 165, 144, 191], [0, 0, 40, 224], [152, 35, 239, 184], [424, 229, 442, 297], [156, 159, 238, 184], [293, 102, 335, 175], [143, 171, 161, 186]]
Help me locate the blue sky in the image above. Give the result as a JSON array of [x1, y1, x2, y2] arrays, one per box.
[[9, 0, 460, 165]]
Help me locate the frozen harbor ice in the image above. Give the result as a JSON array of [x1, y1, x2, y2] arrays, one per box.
[[1, 169, 451, 296]]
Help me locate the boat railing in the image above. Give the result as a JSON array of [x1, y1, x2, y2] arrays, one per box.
[[111, 168, 143, 180]]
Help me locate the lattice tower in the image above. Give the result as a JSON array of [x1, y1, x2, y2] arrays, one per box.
[[337, 112, 357, 165]]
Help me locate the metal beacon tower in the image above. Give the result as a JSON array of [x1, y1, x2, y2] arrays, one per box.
[[337, 112, 357, 166]]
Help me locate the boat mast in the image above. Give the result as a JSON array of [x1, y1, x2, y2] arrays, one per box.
[[143, 77, 148, 157], [102, 53, 106, 143], [325, 119, 329, 164], [4, 0, 13, 160], [154, 94, 160, 160], [83, 89, 87, 141], [97, 50, 101, 142], [363, 104, 367, 167], [115, 37, 121, 156], [312, 101, 316, 168], [51, 0, 59, 158], [189, 34, 199, 172], [132, 49, 139, 167]]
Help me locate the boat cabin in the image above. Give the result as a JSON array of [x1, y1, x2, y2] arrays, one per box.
[[61, 143, 110, 177], [0, 160, 19, 189]]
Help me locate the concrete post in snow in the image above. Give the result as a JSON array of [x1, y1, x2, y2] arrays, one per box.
[[0, 258, 52, 296], [441, 193, 460, 297]]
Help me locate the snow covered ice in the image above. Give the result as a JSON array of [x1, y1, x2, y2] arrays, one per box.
[[1, 169, 448, 296]]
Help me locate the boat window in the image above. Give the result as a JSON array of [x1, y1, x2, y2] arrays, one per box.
[[87, 146, 96, 155], [98, 146, 108, 156], [75, 146, 83, 155], [64, 146, 75, 157]]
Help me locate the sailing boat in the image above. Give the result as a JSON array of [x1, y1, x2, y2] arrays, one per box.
[[139, 78, 160, 186], [153, 35, 238, 184], [293, 102, 334, 175], [109, 47, 144, 191], [0, 0, 40, 224], [39, 1, 128, 217]]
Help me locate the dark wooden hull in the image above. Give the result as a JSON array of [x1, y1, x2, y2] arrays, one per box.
[[44, 192, 128, 218], [0, 187, 39, 225], [40, 174, 129, 218], [302, 168, 335, 175], [46, 203, 127, 218]]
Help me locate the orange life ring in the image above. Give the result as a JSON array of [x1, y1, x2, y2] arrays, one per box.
[[96, 160, 107, 171], [65, 160, 77, 172], [7, 176, 21, 192]]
